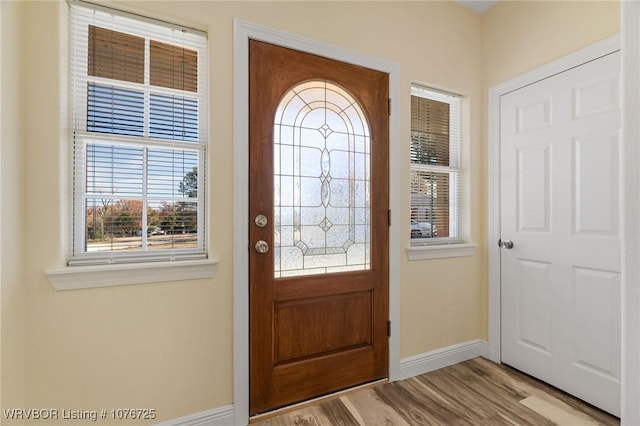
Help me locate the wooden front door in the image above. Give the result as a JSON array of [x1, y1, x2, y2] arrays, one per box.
[[249, 40, 389, 415]]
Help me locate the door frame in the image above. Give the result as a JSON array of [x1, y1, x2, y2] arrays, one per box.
[[232, 20, 400, 425], [621, 3, 640, 423], [487, 33, 626, 413]]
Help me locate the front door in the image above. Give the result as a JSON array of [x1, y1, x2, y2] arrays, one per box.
[[249, 40, 390, 415], [500, 51, 621, 415]]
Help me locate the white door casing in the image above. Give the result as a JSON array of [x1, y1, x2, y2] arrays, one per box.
[[499, 51, 621, 415], [621, 2, 640, 423]]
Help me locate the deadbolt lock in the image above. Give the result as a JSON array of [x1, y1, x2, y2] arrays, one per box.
[[255, 214, 268, 228]]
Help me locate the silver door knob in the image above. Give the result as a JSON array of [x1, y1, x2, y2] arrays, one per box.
[[498, 239, 514, 249], [255, 240, 269, 254]]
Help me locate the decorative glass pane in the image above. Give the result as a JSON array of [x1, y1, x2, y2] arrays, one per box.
[[274, 81, 370, 278]]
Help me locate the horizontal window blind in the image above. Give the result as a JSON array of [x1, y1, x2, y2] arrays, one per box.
[[87, 84, 145, 136], [70, 2, 208, 265], [410, 94, 450, 167], [149, 94, 198, 141], [88, 25, 145, 84], [150, 40, 198, 92], [410, 85, 462, 244]]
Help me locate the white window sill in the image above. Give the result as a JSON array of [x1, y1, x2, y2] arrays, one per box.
[[406, 243, 477, 261], [45, 259, 219, 291]]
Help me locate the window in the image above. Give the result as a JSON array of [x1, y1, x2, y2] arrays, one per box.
[[70, 3, 208, 266], [410, 85, 462, 245]]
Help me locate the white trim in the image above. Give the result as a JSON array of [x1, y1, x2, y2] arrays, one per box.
[[487, 34, 620, 364], [232, 20, 400, 426], [406, 243, 477, 261], [153, 406, 234, 426], [399, 340, 488, 381], [156, 341, 486, 426], [622, 3, 640, 424], [45, 259, 218, 290]]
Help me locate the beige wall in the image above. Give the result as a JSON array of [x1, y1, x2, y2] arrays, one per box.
[[0, 0, 620, 424], [483, 0, 620, 88], [1, 0, 27, 418]]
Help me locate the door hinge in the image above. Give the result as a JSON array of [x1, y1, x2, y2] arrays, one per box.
[[388, 209, 392, 227], [388, 98, 392, 116], [387, 320, 391, 337]]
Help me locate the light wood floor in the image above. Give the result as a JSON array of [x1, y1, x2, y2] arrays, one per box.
[[251, 357, 619, 426]]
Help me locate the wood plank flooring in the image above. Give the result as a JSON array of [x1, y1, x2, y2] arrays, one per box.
[[251, 357, 619, 425]]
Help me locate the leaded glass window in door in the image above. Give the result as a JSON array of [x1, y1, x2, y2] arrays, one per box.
[[274, 81, 371, 278]]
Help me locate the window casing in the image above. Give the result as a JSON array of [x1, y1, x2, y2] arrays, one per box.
[[70, 3, 208, 266], [410, 85, 462, 246]]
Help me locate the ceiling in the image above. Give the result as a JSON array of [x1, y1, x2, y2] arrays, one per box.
[[454, 0, 499, 14]]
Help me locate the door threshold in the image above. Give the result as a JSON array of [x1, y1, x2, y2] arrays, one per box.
[[248, 378, 388, 423]]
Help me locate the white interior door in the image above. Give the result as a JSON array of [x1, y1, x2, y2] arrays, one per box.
[[500, 51, 621, 416]]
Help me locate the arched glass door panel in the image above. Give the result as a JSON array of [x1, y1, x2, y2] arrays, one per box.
[[273, 81, 371, 277]]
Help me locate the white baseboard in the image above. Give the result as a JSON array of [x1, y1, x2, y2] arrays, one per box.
[[399, 339, 488, 380], [154, 405, 234, 426], [156, 340, 487, 426]]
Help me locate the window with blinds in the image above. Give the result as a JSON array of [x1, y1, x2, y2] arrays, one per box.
[[70, 2, 208, 265], [410, 85, 462, 245]]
